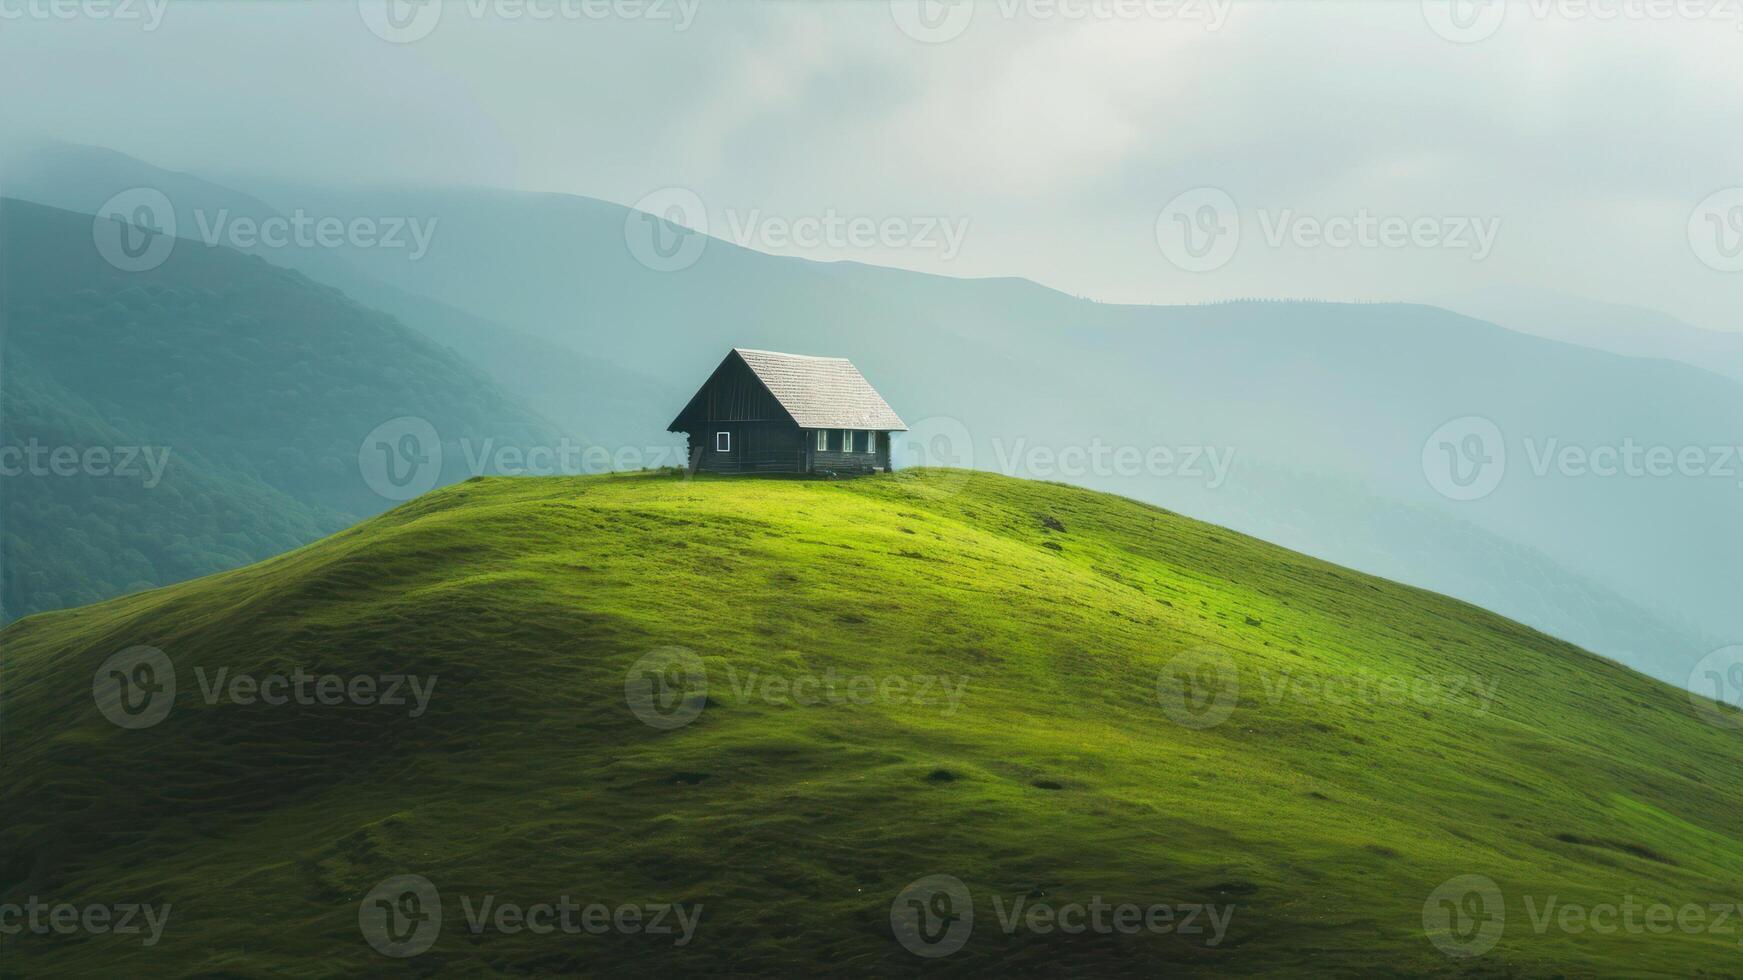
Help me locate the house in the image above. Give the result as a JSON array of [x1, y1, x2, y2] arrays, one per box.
[[668, 348, 907, 475]]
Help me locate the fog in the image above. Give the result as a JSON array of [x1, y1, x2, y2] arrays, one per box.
[[3, 0, 1738, 331]]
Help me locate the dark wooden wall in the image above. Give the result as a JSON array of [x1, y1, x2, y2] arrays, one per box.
[[803, 430, 887, 475], [672, 355, 788, 428], [689, 421, 807, 474]]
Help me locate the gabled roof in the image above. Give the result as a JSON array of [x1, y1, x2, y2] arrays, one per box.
[[686, 349, 907, 431]]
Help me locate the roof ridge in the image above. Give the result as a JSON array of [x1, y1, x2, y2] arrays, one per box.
[[734, 347, 849, 362]]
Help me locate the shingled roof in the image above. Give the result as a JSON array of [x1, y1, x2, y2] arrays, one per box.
[[730, 348, 907, 430]]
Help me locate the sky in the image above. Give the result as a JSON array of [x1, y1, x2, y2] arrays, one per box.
[[2, 0, 1740, 331]]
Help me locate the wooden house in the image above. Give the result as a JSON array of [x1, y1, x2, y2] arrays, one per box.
[[668, 348, 907, 475]]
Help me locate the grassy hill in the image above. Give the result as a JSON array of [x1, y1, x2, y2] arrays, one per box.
[[7, 142, 1730, 688], [213, 172, 1742, 684], [3, 471, 1740, 976]]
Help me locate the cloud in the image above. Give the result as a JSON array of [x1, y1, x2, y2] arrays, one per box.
[[1, 1, 1736, 330]]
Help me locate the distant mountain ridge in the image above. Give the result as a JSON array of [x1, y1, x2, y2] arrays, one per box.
[[1, 140, 680, 449], [0, 197, 573, 620], [1441, 283, 1743, 383], [235, 175, 1736, 685], [3, 142, 1737, 690]]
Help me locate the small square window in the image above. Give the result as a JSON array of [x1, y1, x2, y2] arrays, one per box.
[[715, 431, 730, 452]]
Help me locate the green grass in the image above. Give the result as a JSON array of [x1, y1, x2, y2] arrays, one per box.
[[3, 470, 1741, 976]]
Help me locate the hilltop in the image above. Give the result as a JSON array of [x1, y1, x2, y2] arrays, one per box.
[[2, 471, 1740, 976]]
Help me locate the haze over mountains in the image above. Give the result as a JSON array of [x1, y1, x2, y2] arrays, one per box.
[[3, 141, 1738, 690], [1440, 284, 1743, 384], [0, 196, 571, 618]]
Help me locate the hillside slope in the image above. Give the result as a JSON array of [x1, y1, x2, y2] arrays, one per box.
[[0, 141, 681, 450], [6, 143, 1729, 687], [3, 471, 1740, 976], [0, 197, 573, 620], [227, 175, 1743, 683]]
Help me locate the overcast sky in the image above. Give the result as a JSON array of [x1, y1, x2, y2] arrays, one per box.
[[3, 1, 1739, 330]]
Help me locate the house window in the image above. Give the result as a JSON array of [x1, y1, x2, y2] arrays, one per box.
[[816, 429, 828, 451], [715, 431, 730, 452], [864, 431, 876, 454]]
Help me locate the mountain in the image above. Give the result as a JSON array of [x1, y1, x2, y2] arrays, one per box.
[[0, 197, 573, 620], [4, 471, 1739, 975], [0, 362, 333, 614], [5, 143, 1736, 689], [1440, 284, 1743, 384], [234, 179, 1742, 686], [0, 140, 683, 450]]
